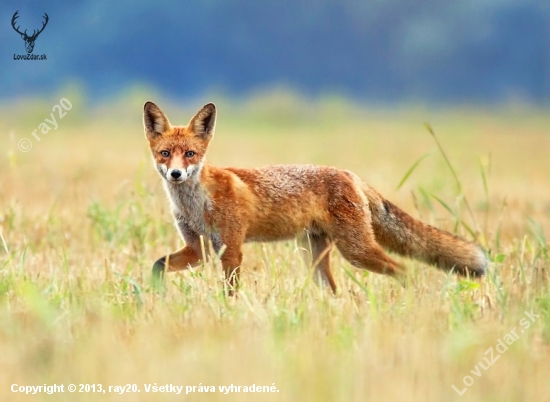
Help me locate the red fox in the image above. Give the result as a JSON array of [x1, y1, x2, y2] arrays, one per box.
[[144, 101, 487, 292]]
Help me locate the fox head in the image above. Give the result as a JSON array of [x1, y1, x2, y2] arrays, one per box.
[[143, 102, 216, 184]]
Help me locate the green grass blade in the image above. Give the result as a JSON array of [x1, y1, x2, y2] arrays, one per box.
[[478, 156, 490, 200], [424, 123, 462, 193], [424, 123, 480, 235], [460, 220, 477, 240], [430, 194, 456, 217], [343, 266, 369, 295], [395, 152, 432, 191], [115, 272, 144, 309], [527, 216, 548, 256]]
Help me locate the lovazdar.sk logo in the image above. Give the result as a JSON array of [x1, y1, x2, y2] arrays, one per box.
[[12, 10, 49, 60]]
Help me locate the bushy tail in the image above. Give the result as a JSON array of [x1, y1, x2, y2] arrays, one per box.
[[364, 186, 487, 277]]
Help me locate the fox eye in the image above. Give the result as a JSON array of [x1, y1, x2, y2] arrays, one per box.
[[160, 150, 170, 157], [185, 151, 195, 158]]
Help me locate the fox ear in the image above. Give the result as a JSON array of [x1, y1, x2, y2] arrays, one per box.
[[143, 101, 172, 139], [189, 103, 216, 140]]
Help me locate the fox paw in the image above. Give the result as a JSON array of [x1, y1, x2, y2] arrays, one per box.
[[151, 257, 166, 289]]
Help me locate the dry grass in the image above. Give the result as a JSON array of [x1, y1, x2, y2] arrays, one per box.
[[0, 92, 549, 401]]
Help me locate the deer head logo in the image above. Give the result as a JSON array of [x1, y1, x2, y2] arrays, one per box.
[[11, 11, 49, 54]]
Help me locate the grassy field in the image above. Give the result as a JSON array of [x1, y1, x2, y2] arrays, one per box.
[[0, 90, 549, 401]]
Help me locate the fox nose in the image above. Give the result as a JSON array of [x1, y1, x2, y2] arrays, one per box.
[[170, 170, 182, 179]]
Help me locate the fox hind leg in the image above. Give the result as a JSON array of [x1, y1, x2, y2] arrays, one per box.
[[331, 214, 406, 281], [308, 234, 337, 293], [337, 235, 406, 280]]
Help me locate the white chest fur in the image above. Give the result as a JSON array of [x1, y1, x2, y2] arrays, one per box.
[[164, 180, 210, 236]]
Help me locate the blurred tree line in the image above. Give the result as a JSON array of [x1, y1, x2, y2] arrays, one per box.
[[1, 0, 548, 104]]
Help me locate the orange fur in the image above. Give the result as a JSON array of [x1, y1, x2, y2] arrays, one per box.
[[144, 102, 487, 293]]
